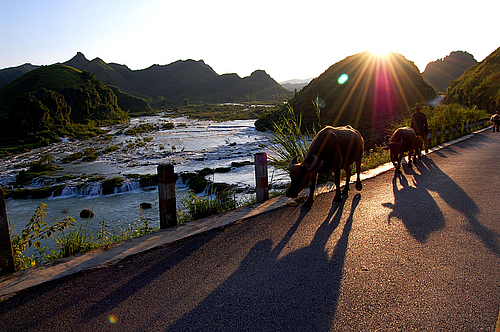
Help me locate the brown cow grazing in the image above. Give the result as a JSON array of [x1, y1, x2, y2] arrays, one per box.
[[286, 125, 364, 207], [491, 113, 500, 132], [383, 127, 423, 171]]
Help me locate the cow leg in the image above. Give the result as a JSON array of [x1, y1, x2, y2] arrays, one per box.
[[341, 166, 351, 195], [355, 158, 363, 191], [408, 151, 413, 166], [395, 154, 402, 172], [333, 169, 342, 201], [303, 173, 318, 208]]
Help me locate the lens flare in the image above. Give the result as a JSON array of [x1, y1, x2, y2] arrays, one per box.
[[108, 314, 118, 324], [338, 74, 348, 84]]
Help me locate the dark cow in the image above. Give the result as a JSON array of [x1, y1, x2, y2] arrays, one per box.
[[286, 125, 364, 207], [491, 113, 500, 132], [383, 127, 423, 171]]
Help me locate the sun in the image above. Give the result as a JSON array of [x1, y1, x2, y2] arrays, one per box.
[[368, 47, 392, 57]]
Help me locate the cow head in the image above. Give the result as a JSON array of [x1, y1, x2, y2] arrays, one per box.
[[383, 137, 404, 167], [285, 155, 320, 198]]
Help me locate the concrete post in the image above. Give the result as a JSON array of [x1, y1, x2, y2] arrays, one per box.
[[0, 189, 15, 274], [427, 129, 432, 150], [436, 128, 442, 145], [452, 125, 456, 139], [254, 152, 269, 203], [444, 125, 450, 141], [158, 164, 177, 229]]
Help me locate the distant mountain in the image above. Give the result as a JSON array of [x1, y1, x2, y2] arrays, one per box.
[[0, 63, 39, 87], [444, 47, 500, 112], [62, 52, 292, 103], [258, 51, 436, 146], [0, 53, 292, 104], [422, 51, 477, 93], [280, 78, 313, 92]]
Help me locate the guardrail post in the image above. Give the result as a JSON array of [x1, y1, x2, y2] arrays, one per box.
[[158, 164, 177, 228], [0, 189, 15, 274], [254, 152, 269, 203], [452, 124, 456, 139], [444, 125, 450, 141], [436, 128, 442, 145]]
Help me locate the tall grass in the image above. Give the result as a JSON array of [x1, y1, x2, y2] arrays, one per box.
[[264, 104, 316, 172], [177, 185, 237, 223]]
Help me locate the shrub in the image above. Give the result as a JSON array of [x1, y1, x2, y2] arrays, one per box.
[[101, 176, 125, 195]]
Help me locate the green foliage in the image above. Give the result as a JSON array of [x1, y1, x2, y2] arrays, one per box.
[[108, 85, 152, 116], [445, 47, 500, 112], [15, 154, 60, 184], [170, 103, 277, 122], [82, 147, 100, 162], [0, 64, 129, 148], [178, 187, 237, 223], [9, 203, 75, 270], [264, 105, 315, 172], [101, 176, 125, 195], [61, 151, 84, 163]]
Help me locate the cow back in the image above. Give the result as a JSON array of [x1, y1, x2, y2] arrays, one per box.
[[391, 127, 418, 151]]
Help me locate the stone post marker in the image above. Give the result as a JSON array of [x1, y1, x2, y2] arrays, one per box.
[[254, 152, 269, 203], [158, 164, 177, 229], [0, 189, 15, 274]]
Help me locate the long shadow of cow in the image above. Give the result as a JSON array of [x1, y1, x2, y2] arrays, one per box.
[[167, 195, 361, 332], [414, 157, 500, 256], [382, 165, 445, 242]]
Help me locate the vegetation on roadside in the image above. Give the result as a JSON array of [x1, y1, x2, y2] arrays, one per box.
[[9, 203, 157, 270]]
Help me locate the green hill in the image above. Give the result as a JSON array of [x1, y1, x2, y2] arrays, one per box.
[[0, 64, 128, 144], [284, 51, 436, 146], [444, 47, 500, 112], [422, 51, 477, 93]]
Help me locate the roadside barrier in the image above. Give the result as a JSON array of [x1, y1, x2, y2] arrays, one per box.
[[158, 164, 177, 229], [0, 189, 15, 275], [254, 152, 269, 203]]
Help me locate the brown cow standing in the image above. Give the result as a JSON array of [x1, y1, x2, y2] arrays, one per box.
[[491, 113, 500, 132], [383, 127, 423, 171], [286, 125, 364, 207]]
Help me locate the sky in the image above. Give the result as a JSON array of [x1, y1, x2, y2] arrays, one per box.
[[1, 0, 499, 83]]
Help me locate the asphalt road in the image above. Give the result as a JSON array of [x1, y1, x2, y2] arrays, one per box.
[[1, 130, 500, 332]]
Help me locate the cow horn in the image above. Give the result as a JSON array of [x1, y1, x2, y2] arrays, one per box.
[[288, 156, 299, 170], [306, 155, 319, 171]]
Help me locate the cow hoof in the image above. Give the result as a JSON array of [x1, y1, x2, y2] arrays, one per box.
[[333, 195, 342, 202], [355, 182, 362, 191], [341, 187, 349, 195], [303, 200, 313, 208]]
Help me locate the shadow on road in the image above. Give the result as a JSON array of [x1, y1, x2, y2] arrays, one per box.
[[382, 166, 445, 242], [167, 194, 361, 332], [415, 157, 500, 256]]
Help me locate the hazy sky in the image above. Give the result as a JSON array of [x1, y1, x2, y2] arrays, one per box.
[[1, 0, 498, 82]]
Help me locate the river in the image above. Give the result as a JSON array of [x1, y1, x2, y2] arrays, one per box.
[[1, 113, 289, 248]]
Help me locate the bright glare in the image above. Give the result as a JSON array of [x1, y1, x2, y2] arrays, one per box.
[[338, 74, 349, 84], [368, 48, 392, 57]]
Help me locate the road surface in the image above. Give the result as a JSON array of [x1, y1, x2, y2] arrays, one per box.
[[1, 130, 500, 331]]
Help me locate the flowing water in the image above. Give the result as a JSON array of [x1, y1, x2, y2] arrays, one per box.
[[1, 113, 289, 250]]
